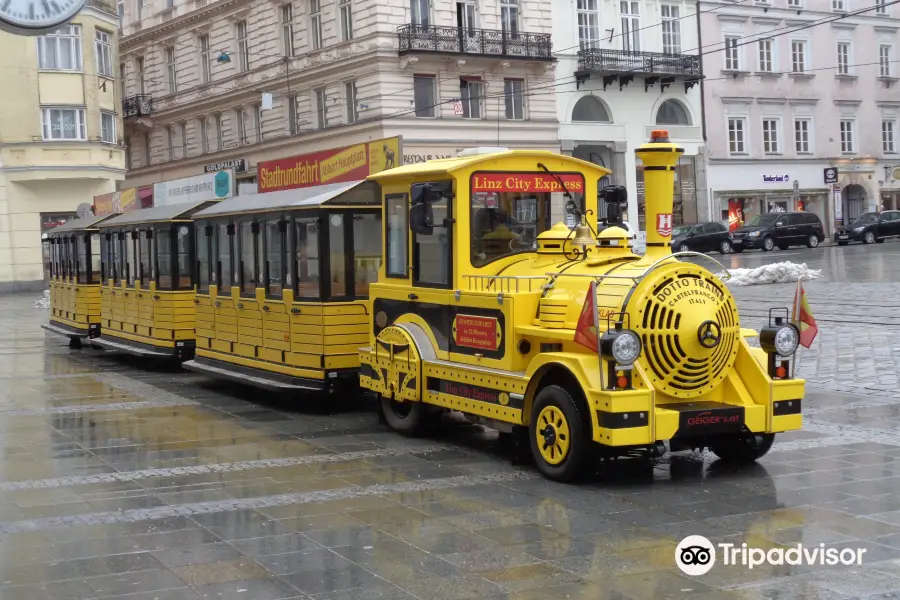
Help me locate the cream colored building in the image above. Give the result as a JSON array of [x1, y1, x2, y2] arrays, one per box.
[[118, 0, 560, 192], [0, 0, 126, 291]]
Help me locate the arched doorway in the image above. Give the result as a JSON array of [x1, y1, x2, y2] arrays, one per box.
[[843, 184, 866, 222]]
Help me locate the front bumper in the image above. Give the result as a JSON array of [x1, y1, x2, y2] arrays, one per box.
[[835, 230, 864, 242], [731, 235, 764, 249]]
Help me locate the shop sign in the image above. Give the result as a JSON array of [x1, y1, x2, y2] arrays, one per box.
[[833, 186, 843, 222], [93, 188, 138, 216], [204, 158, 247, 174], [153, 169, 235, 206], [404, 151, 459, 163], [824, 167, 838, 184], [471, 172, 584, 193], [258, 136, 402, 193], [762, 174, 790, 183]]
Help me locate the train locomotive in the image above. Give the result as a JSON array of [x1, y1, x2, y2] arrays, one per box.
[[360, 131, 804, 481]]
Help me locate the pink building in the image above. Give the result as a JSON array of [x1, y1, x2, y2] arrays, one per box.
[[700, 0, 900, 234]]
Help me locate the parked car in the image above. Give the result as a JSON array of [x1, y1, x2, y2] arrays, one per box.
[[731, 212, 825, 252], [836, 211, 900, 245], [671, 222, 733, 254]]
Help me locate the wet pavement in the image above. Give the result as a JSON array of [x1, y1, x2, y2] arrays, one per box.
[[4, 240, 900, 600]]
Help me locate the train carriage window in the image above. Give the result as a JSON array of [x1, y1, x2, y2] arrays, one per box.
[[49, 239, 56, 279], [329, 214, 347, 298], [61, 237, 68, 278], [353, 213, 382, 297], [109, 234, 119, 284], [76, 236, 89, 283], [265, 219, 284, 298], [89, 233, 101, 284], [295, 218, 320, 299], [216, 223, 233, 292], [42, 238, 51, 280], [413, 191, 451, 287], [139, 231, 151, 287], [239, 220, 256, 296], [99, 233, 109, 282], [156, 227, 173, 289], [117, 233, 127, 285], [176, 225, 193, 290], [196, 226, 211, 294], [121, 232, 134, 285], [385, 194, 408, 278]]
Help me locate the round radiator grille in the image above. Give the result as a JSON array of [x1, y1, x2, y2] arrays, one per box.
[[632, 269, 740, 399]]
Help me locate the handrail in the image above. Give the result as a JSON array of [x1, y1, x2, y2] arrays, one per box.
[[545, 252, 732, 285], [462, 274, 547, 293]]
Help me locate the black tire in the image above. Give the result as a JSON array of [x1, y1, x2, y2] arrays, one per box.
[[711, 433, 775, 463], [719, 240, 732, 254], [381, 397, 429, 436], [806, 235, 819, 249], [731, 245, 744, 253], [529, 385, 589, 482], [777, 244, 789, 251], [762, 237, 775, 251], [68, 337, 82, 349], [838, 241, 849, 246], [864, 231, 876, 244], [678, 243, 691, 253]]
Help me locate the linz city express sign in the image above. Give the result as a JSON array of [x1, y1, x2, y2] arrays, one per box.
[[471, 172, 585, 193]]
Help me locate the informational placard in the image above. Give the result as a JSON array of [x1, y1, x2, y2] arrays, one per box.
[[470, 172, 584, 194], [153, 169, 235, 206], [257, 136, 401, 193], [452, 315, 501, 351]]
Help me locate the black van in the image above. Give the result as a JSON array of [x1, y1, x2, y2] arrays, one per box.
[[731, 212, 825, 252]]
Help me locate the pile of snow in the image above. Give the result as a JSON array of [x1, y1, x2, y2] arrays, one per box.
[[33, 290, 50, 309], [717, 261, 823, 287]]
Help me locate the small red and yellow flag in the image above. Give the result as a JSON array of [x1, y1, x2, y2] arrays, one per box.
[[791, 280, 818, 348], [573, 281, 599, 353]]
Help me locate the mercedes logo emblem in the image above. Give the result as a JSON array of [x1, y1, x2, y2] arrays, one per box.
[[697, 321, 722, 349]]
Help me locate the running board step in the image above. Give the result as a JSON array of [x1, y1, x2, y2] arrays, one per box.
[[182, 359, 322, 392]]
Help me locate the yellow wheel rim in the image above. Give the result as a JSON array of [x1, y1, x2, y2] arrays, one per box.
[[535, 405, 570, 465]]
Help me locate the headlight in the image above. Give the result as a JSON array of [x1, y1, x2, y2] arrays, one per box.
[[748, 231, 760, 237], [611, 330, 642, 364], [853, 227, 864, 233], [773, 325, 799, 356]]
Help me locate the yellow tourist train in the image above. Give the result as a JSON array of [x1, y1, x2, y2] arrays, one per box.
[[91, 201, 219, 360], [40, 131, 805, 481], [43, 214, 115, 347], [180, 180, 382, 396], [359, 132, 805, 481]]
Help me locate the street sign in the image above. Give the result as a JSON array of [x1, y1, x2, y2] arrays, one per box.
[[453, 100, 464, 116], [824, 167, 838, 184]]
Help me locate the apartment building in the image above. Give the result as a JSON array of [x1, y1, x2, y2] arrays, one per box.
[[553, 0, 707, 229], [118, 0, 561, 192], [0, 0, 125, 291], [701, 0, 900, 233]]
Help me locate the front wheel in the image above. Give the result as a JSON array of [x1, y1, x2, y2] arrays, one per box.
[[719, 240, 732, 254], [381, 397, 429, 436], [762, 237, 775, 251], [678, 243, 691, 253], [838, 241, 849, 246], [865, 231, 876, 244], [529, 385, 589, 482], [711, 433, 775, 463], [806, 235, 819, 248]]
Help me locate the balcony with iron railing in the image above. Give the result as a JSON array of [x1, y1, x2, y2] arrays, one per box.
[[398, 24, 553, 61], [123, 95, 153, 119], [85, 0, 117, 16], [576, 48, 703, 91]]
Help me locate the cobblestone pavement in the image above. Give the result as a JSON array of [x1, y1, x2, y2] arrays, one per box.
[[3, 242, 900, 600]]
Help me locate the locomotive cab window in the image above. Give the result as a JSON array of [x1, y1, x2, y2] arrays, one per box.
[[353, 213, 382, 296], [410, 181, 452, 287], [385, 194, 408, 278], [470, 172, 584, 267]]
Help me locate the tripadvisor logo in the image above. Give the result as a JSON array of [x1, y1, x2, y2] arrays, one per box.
[[676, 536, 867, 575]]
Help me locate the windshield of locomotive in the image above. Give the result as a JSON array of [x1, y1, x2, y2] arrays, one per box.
[[470, 171, 585, 267]]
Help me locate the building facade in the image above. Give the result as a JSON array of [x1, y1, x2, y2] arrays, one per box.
[[118, 0, 561, 200], [701, 0, 900, 234], [552, 0, 707, 230], [0, 0, 125, 291]]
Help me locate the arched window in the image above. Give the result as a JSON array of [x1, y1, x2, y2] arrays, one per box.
[[656, 99, 691, 125], [572, 95, 611, 122]]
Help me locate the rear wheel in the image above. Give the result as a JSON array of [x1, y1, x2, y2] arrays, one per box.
[[529, 385, 588, 482], [711, 433, 775, 463], [381, 397, 429, 436], [865, 231, 876, 244], [806, 235, 819, 248], [719, 240, 732, 254], [762, 237, 775, 251]]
